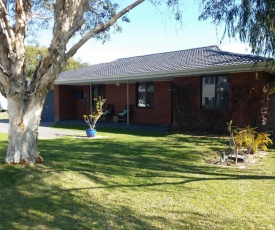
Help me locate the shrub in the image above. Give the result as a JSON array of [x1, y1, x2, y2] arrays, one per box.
[[227, 120, 272, 164]]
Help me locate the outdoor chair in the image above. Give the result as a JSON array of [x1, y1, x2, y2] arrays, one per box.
[[101, 104, 114, 121], [118, 104, 133, 123]]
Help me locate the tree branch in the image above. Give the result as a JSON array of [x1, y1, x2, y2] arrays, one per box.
[[14, 0, 31, 44], [65, 0, 145, 60], [33, 1, 87, 84], [0, 0, 15, 52]]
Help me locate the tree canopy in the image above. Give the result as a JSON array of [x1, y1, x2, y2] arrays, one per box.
[[199, 0, 275, 57]]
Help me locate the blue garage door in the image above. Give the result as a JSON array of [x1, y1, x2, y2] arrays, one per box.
[[41, 91, 54, 122]]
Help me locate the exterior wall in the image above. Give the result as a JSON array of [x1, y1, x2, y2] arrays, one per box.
[[54, 71, 274, 131], [55, 81, 172, 125], [173, 71, 274, 132], [54, 85, 90, 121], [229, 72, 269, 127], [133, 81, 172, 125], [75, 85, 90, 119], [54, 85, 77, 121], [105, 83, 134, 113], [105, 81, 172, 125]]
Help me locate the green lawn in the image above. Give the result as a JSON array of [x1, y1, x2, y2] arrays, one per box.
[[0, 127, 274, 230]]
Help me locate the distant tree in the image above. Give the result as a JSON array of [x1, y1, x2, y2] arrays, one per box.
[[199, 0, 275, 57], [25, 46, 88, 78], [63, 58, 89, 72], [0, 0, 182, 164], [25, 46, 47, 79]]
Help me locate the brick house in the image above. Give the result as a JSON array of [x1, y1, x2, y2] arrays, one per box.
[[54, 46, 275, 132]]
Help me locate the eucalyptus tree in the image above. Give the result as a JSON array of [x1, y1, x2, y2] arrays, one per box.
[[199, 0, 275, 57], [0, 0, 181, 164]]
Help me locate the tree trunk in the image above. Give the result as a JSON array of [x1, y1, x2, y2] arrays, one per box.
[[5, 92, 46, 164]]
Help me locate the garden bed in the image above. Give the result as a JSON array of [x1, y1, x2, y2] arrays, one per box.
[[205, 149, 269, 168]]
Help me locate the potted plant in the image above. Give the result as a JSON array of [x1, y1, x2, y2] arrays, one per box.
[[83, 96, 106, 137]]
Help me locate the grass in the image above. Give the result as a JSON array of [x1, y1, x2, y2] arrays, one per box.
[[0, 126, 275, 230]]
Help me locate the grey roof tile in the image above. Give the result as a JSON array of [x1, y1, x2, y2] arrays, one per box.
[[58, 46, 268, 81]]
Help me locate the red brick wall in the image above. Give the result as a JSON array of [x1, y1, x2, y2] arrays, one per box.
[[105, 83, 134, 113], [105, 81, 172, 125], [173, 76, 202, 130], [134, 81, 172, 125], [54, 85, 91, 121], [75, 86, 90, 119], [55, 71, 273, 130], [229, 72, 267, 126], [54, 85, 77, 121], [173, 71, 273, 132]]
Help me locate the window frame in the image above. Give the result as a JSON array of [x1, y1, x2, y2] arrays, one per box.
[[201, 75, 229, 111], [136, 82, 154, 109]]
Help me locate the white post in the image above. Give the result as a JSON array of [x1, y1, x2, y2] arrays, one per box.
[[127, 81, 129, 125], [89, 84, 93, 114]]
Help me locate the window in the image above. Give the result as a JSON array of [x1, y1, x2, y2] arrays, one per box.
[[92, 84, 105, 106], [137, 82, 154, 108], [76, 89, 84, 100], [201, 75, 229, 110]]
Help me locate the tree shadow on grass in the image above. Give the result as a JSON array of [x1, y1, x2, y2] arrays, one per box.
[[0, 166, 158, 230], [53, 123, 170, 138], [1, 132, 274, 229], [38, 136, 275, 189]]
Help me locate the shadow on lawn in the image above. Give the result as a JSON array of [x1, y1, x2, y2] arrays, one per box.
[[0, 167, 152, 229], [39, 136, 275, 188], [0, 133, 274, 229], [53, 123, 170, 138]]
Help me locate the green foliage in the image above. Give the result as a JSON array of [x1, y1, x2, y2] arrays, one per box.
[[234, 126, 256, 152], [83, 96, 106, 129], [62, 58, 89, 72], [227, 120, 272, 157], [253, 132, 273, 152], [25, 46, 88, 78], [25, 46, 47, 79], [199, 0, 275, 57]]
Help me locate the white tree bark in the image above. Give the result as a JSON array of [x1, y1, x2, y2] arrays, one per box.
[[5, 94, 44, 164]]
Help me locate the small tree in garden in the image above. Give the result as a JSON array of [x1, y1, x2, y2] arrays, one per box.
[[83, 96, 106, 130], [227, 120, 272, 164]]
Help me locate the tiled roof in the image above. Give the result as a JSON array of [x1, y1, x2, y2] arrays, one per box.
[[57, 46, 267, 81]]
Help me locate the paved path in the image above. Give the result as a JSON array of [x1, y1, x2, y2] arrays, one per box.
[[0, 119, 84, 139], [0, 119, 171, 139]]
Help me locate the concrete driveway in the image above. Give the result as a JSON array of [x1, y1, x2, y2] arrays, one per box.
[[0, 119, 84, 139]]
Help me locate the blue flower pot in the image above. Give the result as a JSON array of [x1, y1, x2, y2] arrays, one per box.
[[86, 129, 96, 137]]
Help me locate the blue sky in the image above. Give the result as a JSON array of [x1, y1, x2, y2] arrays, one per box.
[[40, 0, 251, 65]]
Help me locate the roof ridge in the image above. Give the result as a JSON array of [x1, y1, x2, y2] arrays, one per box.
[[217, 49, 268, 60], [113, 45, 220, 62]]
